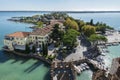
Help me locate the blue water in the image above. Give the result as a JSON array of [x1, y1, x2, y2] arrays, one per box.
[[104, 44, 120, 68], [0, 12, 50, 80], [0, 11, 120, 80], [68, 13, 120, 30]]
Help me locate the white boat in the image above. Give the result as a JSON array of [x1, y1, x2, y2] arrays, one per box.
[[78, 66, 83, 71], [86, 66, 89, 69], [73, 65, 81, 74], [83, 63, 87, 66]]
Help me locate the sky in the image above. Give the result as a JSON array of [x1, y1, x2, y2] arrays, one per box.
[[0, 0, 120, 11]]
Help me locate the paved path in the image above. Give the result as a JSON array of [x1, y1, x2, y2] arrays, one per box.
[[64, 38, 87, 62]]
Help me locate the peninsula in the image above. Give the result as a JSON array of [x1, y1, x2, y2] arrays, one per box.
[[3, 12, 120, 80]]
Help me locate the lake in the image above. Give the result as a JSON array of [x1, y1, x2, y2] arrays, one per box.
[[0, 11, 120, 80]]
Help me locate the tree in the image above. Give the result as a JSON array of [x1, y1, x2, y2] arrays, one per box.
[[42, 42, 48, 57], [32, 45, 36, 53], [71, 20, 79, 30], [76, 20, 85, 31], [63, 29, 80, 47], [36, 21, 43, 28], [32, 15, 41, 18], [42, 42, 45, 56], [95, 22, 114, 34], [82, 25, 96, 37], [25, 44, 30, 54], [44, 43, 48, 56], [64, 18, 71, 29], [64, 18, 79, 30], [51, 24, 64, 41], [90, 19, 94, 26], [89, 34, 107, 45]]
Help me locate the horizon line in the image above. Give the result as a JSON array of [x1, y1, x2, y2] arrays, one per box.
[[0, 10, 120, 13]]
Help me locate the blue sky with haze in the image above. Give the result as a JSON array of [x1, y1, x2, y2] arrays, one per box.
[[0, 0, 120, 11]]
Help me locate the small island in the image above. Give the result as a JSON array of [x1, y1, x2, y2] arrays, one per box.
[[3, 12, 120, 80]]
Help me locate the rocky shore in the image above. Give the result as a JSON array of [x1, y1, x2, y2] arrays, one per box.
[[92, 57, 120, 80]]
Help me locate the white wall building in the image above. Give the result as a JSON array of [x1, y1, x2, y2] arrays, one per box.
[[4, 32, 30, 50]]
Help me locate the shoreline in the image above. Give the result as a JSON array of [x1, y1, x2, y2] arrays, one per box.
[[2, 48, 52, 65], [2, 48, 102, 80]]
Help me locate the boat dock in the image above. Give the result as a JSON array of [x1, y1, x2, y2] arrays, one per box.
[[50, 58, 106, 80], [50, 61, 76, 80]]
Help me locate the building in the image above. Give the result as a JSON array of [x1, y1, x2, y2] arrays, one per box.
[[4, 20, 64, 51], [4, 32, 30, 50], [29, 25, 53, 47]]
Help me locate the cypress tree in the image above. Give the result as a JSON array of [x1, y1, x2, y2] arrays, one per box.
[[42, 42, 45, 56], [45, 43, 48, 56], [25, 44, 30, 54], [42, 42, 48, 57], [32, 45, 36, 53], [90, 19, 94, 26]]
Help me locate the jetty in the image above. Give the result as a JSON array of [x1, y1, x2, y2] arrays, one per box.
[[50, 61, 76, 80], [50, 58, 106, 80]]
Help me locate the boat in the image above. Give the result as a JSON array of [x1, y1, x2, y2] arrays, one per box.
[[73, 65, 81, 74], [86, 66, 89, 69]]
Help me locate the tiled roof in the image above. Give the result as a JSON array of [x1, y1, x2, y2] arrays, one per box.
[[31, 25, 53, 36], [6, 32, 30, 38], [31, 20, 64, 36], [50, 20, 64, 26]]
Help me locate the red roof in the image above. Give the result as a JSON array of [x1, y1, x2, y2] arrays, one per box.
[[31, 20, 63, 36], [6, 32, 30, 38]]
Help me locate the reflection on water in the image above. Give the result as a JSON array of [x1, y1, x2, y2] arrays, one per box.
[[0, 50, 50, 80]]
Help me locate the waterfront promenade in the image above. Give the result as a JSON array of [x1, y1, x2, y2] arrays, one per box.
[[3, 48, 52, 64], [64, 38, 86, 62]]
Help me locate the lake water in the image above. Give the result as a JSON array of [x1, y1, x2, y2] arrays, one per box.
[[0, 11, 120, 80]]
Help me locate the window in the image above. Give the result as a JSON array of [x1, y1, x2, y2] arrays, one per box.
[[39, 37, 42, 39]]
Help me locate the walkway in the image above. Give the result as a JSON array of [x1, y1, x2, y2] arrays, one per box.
[[64, 38, 87, 62]]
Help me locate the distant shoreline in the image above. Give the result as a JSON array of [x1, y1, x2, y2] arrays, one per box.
[[0, 11, 120, 13]]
